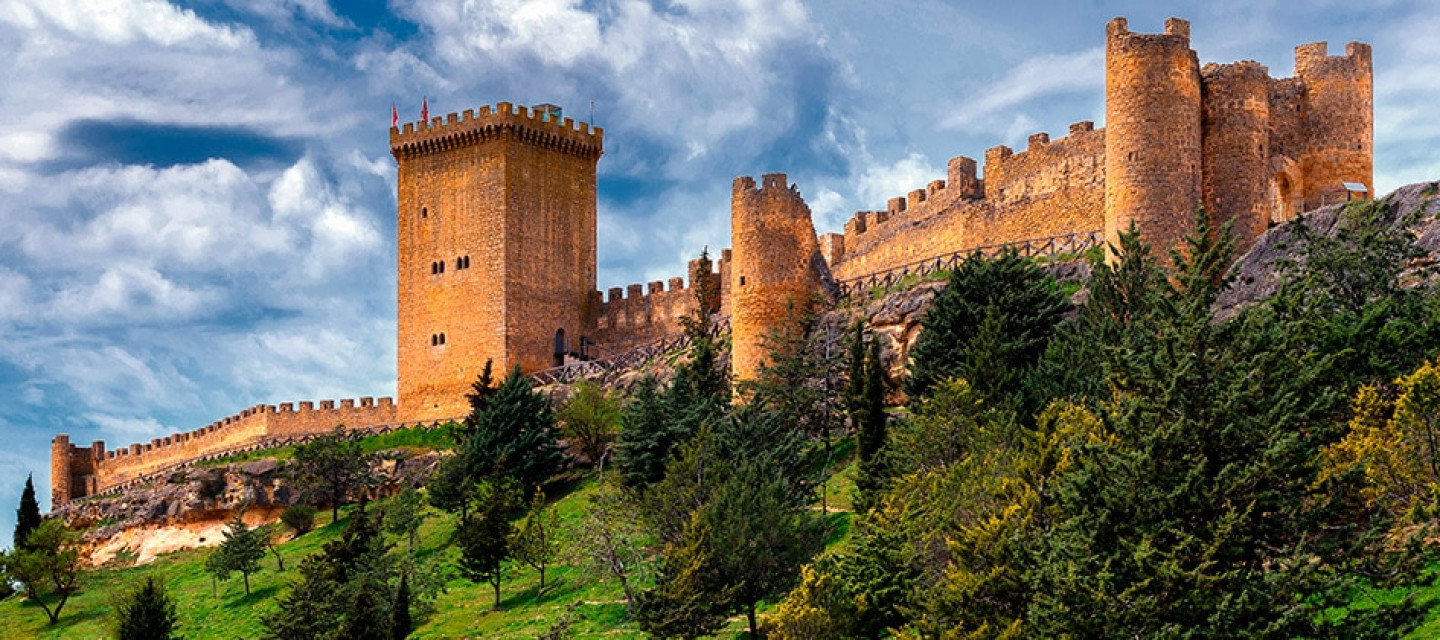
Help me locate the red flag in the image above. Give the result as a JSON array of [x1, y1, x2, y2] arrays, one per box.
[[420, 97, 429, 124], [391, 103, 398, 128]]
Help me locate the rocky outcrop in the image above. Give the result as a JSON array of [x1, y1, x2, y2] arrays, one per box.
[[1217, 180, 1440, 318], [55, 451, 441, 564]]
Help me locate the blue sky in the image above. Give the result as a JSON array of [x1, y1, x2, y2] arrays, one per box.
[[2, 0, 1437, 547]]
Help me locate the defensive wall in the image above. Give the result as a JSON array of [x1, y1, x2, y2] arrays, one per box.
[[589, 252, 728, 354], [51, 397, 395, 505], [824, 17, 1371, 279], [823, 122, 1106, 281]]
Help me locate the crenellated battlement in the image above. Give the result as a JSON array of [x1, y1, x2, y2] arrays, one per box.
[[1294, 41, 1372, 78], [390, 101, 603, 160]]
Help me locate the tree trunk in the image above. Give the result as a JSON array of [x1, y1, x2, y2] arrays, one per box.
[[244, 572, 251, 595], [747, 603, 758, 638], [492, 578, 501, 609], [333, 504, 340, 524], [538, 565, 546, 592]]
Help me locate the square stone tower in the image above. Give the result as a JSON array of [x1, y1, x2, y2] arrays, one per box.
[[390, 102, 603, 423]]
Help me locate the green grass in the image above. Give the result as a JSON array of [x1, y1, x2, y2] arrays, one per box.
[[0, 442, 861, 639]]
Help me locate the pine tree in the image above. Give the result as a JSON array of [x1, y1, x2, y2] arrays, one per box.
[[264, 508, 396, 639], [457, 359, 499, 444], [110, 575, 180, 640], [462, 367, 562, 492], [211, 511, 266, 595], [853, 337, 890, 512], [904, 248, 1068, 412], [14, 473, 41, 552]]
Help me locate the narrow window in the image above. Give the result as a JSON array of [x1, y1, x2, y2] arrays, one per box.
[[439, 261, 445, 274], [421, 207, 428, 219], [739, 276, 747, 286], [440, 333, 446, 345], [430, 335, 437, 346]]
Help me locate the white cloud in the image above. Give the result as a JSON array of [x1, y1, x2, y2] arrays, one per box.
[[83, 413, 168, 437], [225, 0, 347, 28], [940, 47, 1103, 136], [392, 0, 829, 180], [0, 0, 252, 48], [855, 152, 941, 210]]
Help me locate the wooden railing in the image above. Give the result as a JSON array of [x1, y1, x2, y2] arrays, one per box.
[[836, 229, 1104, 297], [528, 316, 730, 386]]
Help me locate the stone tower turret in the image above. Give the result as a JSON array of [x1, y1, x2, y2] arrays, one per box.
[[1201, 61, 1272, 253], [51, 434, 71, 507], [390, 103, 602, 423], [729, 174, 833, 384], [1104, 17, 1202, 258], [1294, 41, 1373, 209]]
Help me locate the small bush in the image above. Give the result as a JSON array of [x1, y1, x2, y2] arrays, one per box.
[[281, 504, 317, 535]]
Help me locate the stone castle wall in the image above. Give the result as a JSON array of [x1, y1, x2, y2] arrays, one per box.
[[825, 123, 1106, 281], [824, 17, 1371, 278], [51, 397, 396, 505]]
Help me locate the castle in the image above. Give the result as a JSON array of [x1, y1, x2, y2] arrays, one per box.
[[49, 17, 1373, 506]]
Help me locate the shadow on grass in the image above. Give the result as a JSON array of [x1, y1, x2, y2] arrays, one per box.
[[824, 511, 853, 547], [229, 584, 280, 607], [36, 602, 110, 631], [504, 577, 582, 608]]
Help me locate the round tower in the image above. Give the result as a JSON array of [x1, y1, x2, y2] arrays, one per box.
[[1294, 41, 1373, 209], [1201, 61, 1271, 253], [1104, 17, 1203, 260], [51, 434, 71, 507], [730, 173, 833, 385]]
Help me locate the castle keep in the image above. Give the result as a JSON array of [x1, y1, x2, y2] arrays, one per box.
[[49, 17, 1373, 506]]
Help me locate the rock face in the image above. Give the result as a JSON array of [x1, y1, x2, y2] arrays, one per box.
[[54, 451, 441, 564], [1217, 180, 1440, 318]]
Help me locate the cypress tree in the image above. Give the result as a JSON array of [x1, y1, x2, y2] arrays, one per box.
[[390, 572, 412, 640], [15, 473, 41, 551]]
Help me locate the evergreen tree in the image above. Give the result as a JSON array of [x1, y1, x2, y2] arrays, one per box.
[[291, 426, 376, 523], [905, 248, 1068, 413], [209, 511, 266, 595], [457, 359, 499, 444], [381, 487, 426, 555], [264, 508, 396, 639], [852, 337, 890, 512], [699, 458, 827, 638], [461, 367, 563, 492], [110, 575, 180, 640], [15, 473, 41, 552], [613, 376, 677, 489], [456, 476, 521, 609], [390, 572, 412, 640], [425, 454, 476, 519]]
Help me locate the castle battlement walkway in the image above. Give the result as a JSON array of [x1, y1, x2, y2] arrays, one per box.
[[835, 229, 1104, 298]]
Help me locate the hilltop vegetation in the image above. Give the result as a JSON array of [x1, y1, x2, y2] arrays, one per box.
[[10, 197, 1440, 637]]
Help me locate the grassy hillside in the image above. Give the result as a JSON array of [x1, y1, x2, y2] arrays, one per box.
[[0, 444, 858, 639]]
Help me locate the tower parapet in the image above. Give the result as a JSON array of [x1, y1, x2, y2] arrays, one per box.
[[1292, 42, 1373, 211], [1105, 16, 1202, 260], [390, 102, 603, 160]]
